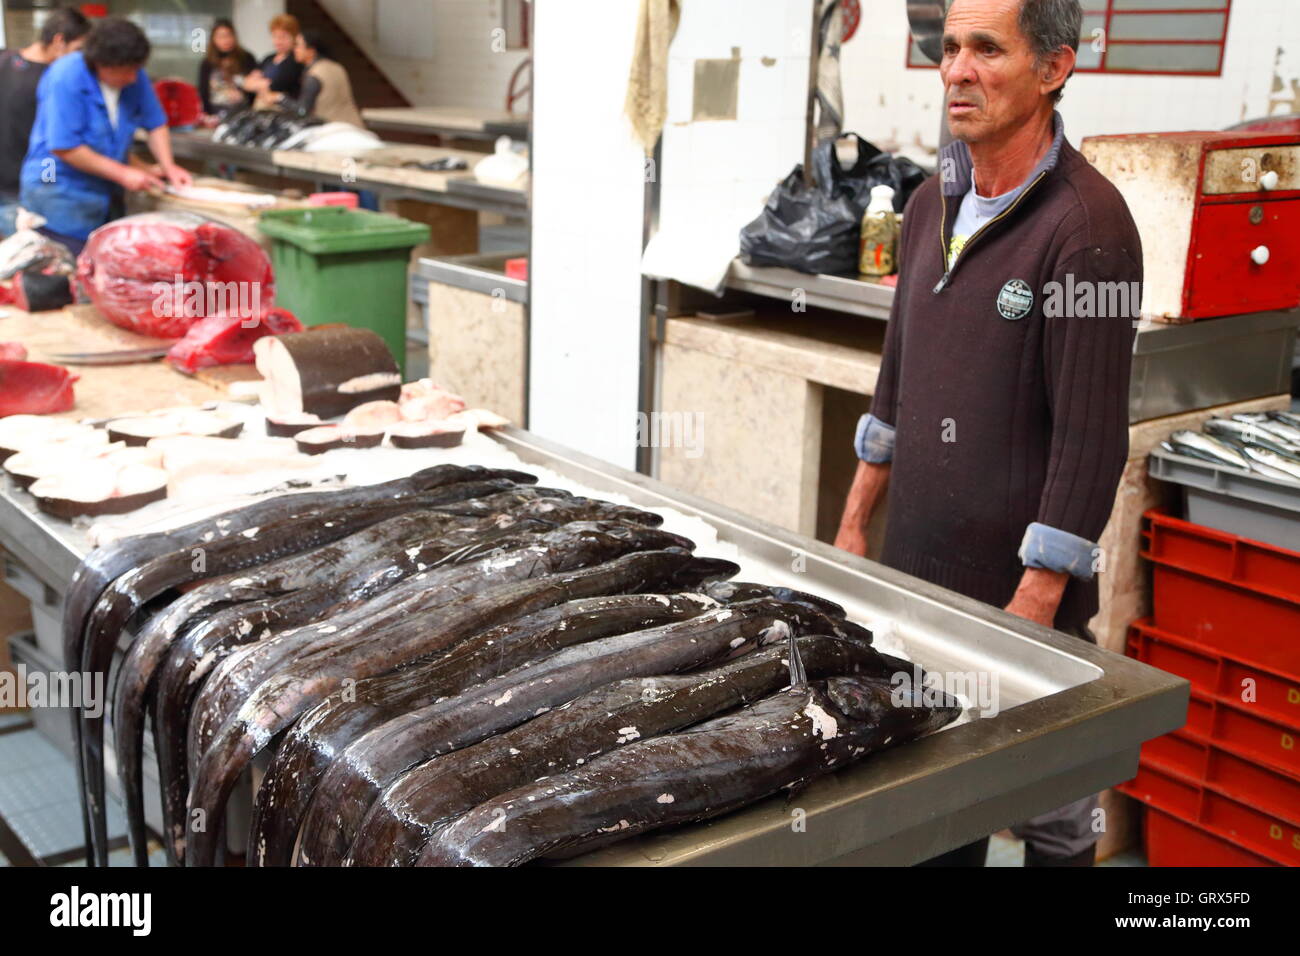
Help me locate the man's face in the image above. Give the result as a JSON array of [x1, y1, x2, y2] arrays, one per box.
[[292, 35, 309, 64], [940, 0, 1049, 144], [97, 64, 139, 89]]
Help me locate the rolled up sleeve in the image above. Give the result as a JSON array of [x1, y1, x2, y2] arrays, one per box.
[[1018, 522, 1098, 580], [854, 413, 896, 464]]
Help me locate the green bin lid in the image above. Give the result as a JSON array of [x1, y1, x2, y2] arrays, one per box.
[[257, 205, 430, 254]]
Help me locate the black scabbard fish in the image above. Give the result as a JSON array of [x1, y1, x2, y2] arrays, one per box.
[[248, 587, 736, 867], [154, 497, 666, 865], [184, 527, 695, 866], [79, 474, 535, 865], [350, 634, 888, 866], [62, 463, 533, 864], [115, 505, 577, 866], [183, 520, 688, 774], [296, 598, 871, 866], [419, 672, 961, 866]]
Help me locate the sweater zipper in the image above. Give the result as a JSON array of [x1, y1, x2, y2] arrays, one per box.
[[932, 170, 1049, 294]]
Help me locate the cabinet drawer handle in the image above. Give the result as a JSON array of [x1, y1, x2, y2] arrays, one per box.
[[1251, 245, 1271, 265]]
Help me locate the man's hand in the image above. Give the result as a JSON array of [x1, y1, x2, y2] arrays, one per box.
[[162, 164, 193, 188], [1004, 567, 1069, 628], [834, 460, 890, 558], [118, 166, 163, 192], [833, 524, 869, 557]]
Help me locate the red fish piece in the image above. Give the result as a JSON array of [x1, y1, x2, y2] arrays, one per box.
[[0, 359, 77, 415], [166, 307, 302, 372]]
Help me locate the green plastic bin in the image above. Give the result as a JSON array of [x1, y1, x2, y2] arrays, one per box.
[[258, 206, 430, 369]]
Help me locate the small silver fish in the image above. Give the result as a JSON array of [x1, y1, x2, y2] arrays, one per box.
[[1231, 413, 1300, 448], [1169, 430, 1251, 470], [1243, 446, 1300, 483], [1206, 419, 1300, 459], [1269, 410, 1300, 431]]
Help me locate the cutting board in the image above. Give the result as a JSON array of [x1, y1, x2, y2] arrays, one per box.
[[1, 303, 235, 420]]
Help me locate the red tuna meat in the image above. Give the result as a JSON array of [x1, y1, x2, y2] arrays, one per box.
[[0, 359, 77, 415], [166, 307, 303, 372], [77, 213, 274, 339]]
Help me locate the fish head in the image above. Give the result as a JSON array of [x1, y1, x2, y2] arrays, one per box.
[[826, 673, 963, 727], [668, 556, 741, 588], [701, 581, 847, 618], [823, 676, 894, 723], [586, 521, 694, 552]]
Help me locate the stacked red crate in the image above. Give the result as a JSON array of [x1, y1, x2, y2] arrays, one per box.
[[1119, 511, 1300, 866]]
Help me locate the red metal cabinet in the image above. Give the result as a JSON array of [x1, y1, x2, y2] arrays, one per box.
[[1083, 132, 1300, 321]]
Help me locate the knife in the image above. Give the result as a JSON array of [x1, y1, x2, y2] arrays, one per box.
[[45, 346, 171, 365]]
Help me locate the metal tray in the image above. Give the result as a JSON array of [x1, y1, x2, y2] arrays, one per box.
[[486, 428, 1188, 866], [0, 430, 1188, 866]]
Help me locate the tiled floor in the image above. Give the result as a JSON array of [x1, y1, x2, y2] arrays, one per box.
[[987, 832, 1146, 867], [0, 723, 150, 865]]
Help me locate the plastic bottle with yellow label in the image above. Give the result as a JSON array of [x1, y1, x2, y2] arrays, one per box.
[[859, 184, 898, 278]]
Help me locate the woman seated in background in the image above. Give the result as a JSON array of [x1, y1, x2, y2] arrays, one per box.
[[242, 13, 302, 108], [197, 18, 255, 122], [293, 29, 363, 127]]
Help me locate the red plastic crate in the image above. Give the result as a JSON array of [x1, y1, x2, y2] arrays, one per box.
[[1121, 762, 1298, 866], [1141, 729, 1300, 826], [1128, 619, 1300, 733], [1180, 692, 1300, 781], [1145, 807, 1278, 867], [1142, 511, 1300, 675]]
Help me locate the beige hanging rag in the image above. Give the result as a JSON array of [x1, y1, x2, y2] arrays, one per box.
[[625, 0, 681, 155]]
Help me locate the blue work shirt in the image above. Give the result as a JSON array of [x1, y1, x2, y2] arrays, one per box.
[[20, 52, 167, 240]]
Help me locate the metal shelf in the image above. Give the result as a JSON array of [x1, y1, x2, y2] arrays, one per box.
[[725, 259, 895, 320]]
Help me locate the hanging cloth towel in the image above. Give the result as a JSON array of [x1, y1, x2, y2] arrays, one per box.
[[625, 0, 681, 155], [815, 0, 844, 145]]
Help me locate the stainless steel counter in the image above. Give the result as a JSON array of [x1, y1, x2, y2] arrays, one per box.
[[161, 131, 528, 218], [0, 427, 1188, 866]]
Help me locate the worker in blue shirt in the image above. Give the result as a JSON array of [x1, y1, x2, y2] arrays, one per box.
[[20, 18, 192, 253]]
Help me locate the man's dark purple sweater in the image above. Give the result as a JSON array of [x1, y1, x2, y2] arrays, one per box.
[[855, 113, 1142, 629]]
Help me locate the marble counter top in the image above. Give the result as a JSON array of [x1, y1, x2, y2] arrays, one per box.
[[663, 313, 885, 395]]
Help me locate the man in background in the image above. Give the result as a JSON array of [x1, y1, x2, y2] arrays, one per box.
[[0, 7, 91, 235]]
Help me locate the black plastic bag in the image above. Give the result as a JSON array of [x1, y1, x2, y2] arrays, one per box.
[[739, 134, 929, 275], [834, 134, 928, 213]]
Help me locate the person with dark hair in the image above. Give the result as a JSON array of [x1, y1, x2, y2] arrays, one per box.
[[292, 28, 363, 127], [197, 18, 256, 121], [0, 7, 91, 235], [19, 17, 192, 252], [243, 13, 304, 107]]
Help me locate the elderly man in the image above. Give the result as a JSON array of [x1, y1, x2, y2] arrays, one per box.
[[835, 0, 1141, 866]]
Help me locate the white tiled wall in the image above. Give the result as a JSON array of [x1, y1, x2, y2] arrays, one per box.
[[645, 0, 813, 290], [528, 0, 647, 470], [315, 0, 531, 110], [841, 0, 1300, 150]]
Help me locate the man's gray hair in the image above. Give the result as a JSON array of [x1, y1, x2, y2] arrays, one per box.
[[1018, 0, 1083, 104]]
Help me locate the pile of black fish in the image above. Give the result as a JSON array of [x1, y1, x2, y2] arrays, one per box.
[[212, 108, 324, 150], [62, 463, 961, 867]]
